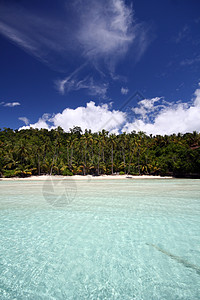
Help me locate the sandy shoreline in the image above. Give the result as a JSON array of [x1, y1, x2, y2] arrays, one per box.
[[0, 175, 173, 181]]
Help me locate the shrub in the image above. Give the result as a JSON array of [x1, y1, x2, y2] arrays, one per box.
[[119, 171, 125, 175], [62, 168, 73, 176], [3, 169, 16, 178], [14, 170, 32, 177]]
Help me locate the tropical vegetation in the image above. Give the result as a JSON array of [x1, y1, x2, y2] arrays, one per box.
[[0, 127, 200, 178]]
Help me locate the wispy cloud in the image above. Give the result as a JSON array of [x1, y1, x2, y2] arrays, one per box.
[[0, 0, 137, 65], [0, 22, 37, 52], [55, 63, 108, 98], [175, 25, 190, 43], [78, 0, 133, 61], [0, 101, 21, 107], [19, 117, 29, 125], [0, 3, 78, 69], [180, 54, 200, 66], [56, 0, 151, 97], [0, 0, 152, 97], [56, 64, 87, 95], [121, 87, 129, 95], [56, 74, 108, 98]]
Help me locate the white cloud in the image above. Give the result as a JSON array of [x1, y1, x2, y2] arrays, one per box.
[[0, 1, 138, 66], [18, 117, 29, 125], [194, 84, 200, 106], [0, 1, 151, 97], [56, 64, 86, 94], [19, 84, 200, 135], [57, 0, 149, 97], [1, 101, 20, 107], [20, 101, 126, 134], [78, 0, 133, 60], [52, 101, 125, 132], [122, 84, 200, 135], [121, 87, 129, 95], [56, 74, 108, 98], [137, 97, 161, 109], [132, 97, 163, 121], [20, 116, 50, 131]]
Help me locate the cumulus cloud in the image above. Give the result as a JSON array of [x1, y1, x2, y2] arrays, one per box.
[[132, 97, 164, 121], [0, 101, 20, 107], [122, 84, 200, 135], [20, 101, 126, 134], [18, 117, 29, 125], [194, 84, 200, 106], [19, 84, 200, 135], [121, 87, 129, 95]]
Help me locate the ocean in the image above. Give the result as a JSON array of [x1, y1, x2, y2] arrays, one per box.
[[0, 178, 199, 299]]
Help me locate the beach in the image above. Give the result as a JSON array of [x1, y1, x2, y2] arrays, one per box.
[[0, 174, 173, 180]]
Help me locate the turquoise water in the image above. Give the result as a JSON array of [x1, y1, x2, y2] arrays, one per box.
[[0, 178, 200, 299]]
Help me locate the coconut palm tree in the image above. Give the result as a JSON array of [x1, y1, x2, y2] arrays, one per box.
[[109, 134, 117, 175]]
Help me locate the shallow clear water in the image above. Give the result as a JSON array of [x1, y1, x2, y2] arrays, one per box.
[[0, 178, 200, 300]]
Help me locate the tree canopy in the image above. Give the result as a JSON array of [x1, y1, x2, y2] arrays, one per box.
[[0, 127, 199, 178]]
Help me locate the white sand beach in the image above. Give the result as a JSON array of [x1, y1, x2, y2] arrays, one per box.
[[0, 174, 173, 180]]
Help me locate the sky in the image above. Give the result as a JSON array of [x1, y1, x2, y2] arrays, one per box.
[[0, 0, 200, 135]]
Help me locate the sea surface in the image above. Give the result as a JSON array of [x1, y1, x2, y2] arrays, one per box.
[[0, 178, 200, 300]]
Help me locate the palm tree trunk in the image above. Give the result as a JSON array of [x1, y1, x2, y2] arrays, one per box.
[[97, 147, 100, 175], [128, 151, 134, 174], [70, 146, 73, 170], [122, 149, 126, 174], [102, 148, 105, 163], [37, 154, 40, 175], [67, 146, 70, 168], [84, 146, 87, 175], [50, 142, 57, 175], [111, 144, 113, 175], [138, 148, 141, 175]]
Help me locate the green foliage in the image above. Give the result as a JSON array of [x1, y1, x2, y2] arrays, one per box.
[[3, 170, 16, 178], [2, 169, 32, 178], [14, 170, 32, 178], [119, 171, 125, 175], [0, 127, 199, 178], [62, 168, 73, 176]]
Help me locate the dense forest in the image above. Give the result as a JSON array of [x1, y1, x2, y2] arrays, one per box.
[[0, 127, 200, 178]]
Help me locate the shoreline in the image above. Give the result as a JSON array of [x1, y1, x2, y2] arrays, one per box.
[[0, 175, 173, 181]]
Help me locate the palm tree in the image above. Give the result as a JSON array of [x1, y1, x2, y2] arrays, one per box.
[[119, 132, 127, 174], [14, 139, 31, 168], [127, 136, 136, 175], [109, 134, 117, 175], [99, 129, 108, 165]]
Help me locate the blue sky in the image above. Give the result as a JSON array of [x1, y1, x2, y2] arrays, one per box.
[[0, 0, 200, 135]]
